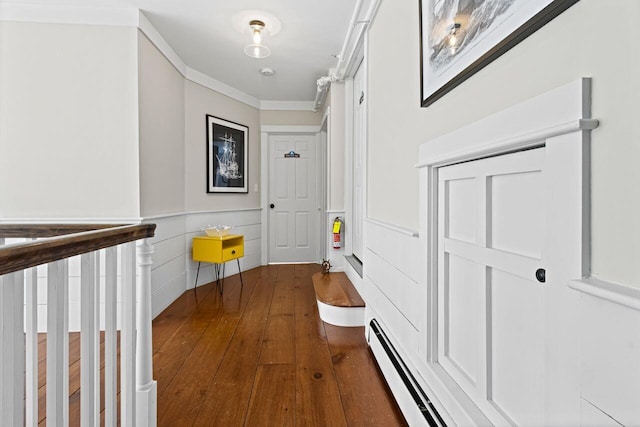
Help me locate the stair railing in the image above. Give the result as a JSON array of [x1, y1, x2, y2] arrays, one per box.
[[0, 223, 156, 426]]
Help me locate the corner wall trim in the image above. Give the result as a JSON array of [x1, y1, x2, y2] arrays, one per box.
[[365, 218, 419, 238], [569, 277, 640, 311]]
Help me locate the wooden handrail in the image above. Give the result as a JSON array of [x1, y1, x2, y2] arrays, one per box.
[[0, 224, 122, 238], [0, 224, 156, 276]]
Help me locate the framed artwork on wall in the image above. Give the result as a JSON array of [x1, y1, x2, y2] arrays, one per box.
[[206, 115, 248, 193], [419, 0, 580, 107]]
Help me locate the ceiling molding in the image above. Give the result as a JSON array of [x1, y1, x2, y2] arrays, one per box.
[[137, 11, 187, 76], [259, 101, 316, 111], [0, 2, 346, 112], [185, 67, 261, 109], [261, 125, 320, 134], [138, 11, 261, 109], [0, 2, 138, 26]]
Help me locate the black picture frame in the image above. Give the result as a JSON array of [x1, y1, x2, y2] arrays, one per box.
[[206, 115, 248, 193], [420, 0, 580, 107]]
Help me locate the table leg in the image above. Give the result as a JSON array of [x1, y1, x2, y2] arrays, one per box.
[[237, 258, 244, 288], [194, 262, 201, 296]]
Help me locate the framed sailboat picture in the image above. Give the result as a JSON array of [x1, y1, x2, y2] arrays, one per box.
[[206, 115, 248, 193], [419, 0, 579, 107]]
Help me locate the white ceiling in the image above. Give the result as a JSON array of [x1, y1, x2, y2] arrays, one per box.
[[7, 0, 358, 103]]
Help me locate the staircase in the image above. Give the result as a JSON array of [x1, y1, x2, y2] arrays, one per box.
[[312, 272, 365, 327]]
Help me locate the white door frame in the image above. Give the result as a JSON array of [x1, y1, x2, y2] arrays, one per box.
[[260, 125, 322, 265], [344, 35, 368, 262], [319, 110, 330, 262], [415, 78, 597, 425]]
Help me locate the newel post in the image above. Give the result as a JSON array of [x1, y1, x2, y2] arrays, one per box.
[[136, 239, 157, 426]]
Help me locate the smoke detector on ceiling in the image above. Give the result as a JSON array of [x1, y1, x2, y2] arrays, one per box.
[[260, 68, 275, 76]]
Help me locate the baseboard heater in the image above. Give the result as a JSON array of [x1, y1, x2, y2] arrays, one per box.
[[369, 319, 446, 427]]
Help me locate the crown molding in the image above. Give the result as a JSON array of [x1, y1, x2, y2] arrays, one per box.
[[185, 67, 261, 109], [137, 10, 186, 76], [0, 2, 138, 26], [0, 2, 319, 112], [260, 100, 316, 111]]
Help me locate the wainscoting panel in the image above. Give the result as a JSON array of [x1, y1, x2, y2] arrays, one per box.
[[144, 214, 187, 318], [570, 278, 640, 426], [366, 250, 421, 329], [145, 209, 262, 318], [363, 220, 421, 355], [184, 209, 262, 290]]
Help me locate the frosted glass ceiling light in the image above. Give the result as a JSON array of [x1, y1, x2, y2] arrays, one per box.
[[244, 19, 270, 59]]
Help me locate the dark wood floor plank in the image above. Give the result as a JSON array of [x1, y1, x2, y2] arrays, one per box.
[[259, 314, 295, 366], [38, 265, 404, 427], [325, 324, 407, 427], [152, 281, 216, 352], [192, 270, 277, 426], [153, 269, 259, 400], [157, 314, 241, 425], [156, 269, 263, 425], [153, 309, 215, 398], [294, 264, 348, 427], [244, 364, 296, 427], [259, 271, 296, 365]]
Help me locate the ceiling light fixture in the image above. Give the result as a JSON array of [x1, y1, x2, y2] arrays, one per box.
[[244, 19, 270, 59]]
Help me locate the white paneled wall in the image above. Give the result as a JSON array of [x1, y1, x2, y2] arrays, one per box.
[[144, 214, 188, 319], [7, 209, 261, 330], [185, 209, 262, 290], [145, 209, 262, 318], [362, 219, 421, 356], [570, 278, 640, 426]]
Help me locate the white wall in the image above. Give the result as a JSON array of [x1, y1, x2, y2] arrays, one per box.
[[260, 110, 321, 126], [184, 80, 261, 212], [367, 0, 640, 287], [138, 31, 185, 217], [0, 22, 140, 220], [328, 83, 346, 212]]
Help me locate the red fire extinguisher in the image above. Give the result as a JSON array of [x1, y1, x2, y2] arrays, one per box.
[[332, 217, 342, 249]]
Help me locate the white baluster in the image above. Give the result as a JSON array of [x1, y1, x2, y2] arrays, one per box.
[[120, 242, 137, 427], [104, 247, 118, 427], [136, 239, 157, 427], [25, 261, 38, 427], [0, 270, 26, 426], [47, 259, 69, 427], [80, 252, 100, 426]]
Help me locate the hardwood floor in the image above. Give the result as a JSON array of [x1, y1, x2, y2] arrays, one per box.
[[153, 264, 407, 426]]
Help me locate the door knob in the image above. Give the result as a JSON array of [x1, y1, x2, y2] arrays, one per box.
[[535, 268, 546, 283], [270, 203, 275, 209]]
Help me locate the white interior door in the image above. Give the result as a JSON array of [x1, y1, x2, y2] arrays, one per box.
[[437, 146, 577, 425], [268, 134, 317, 263], [352, 60, 365, 260]]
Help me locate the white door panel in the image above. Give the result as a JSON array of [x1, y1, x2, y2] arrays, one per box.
[[352, 60, 365, 260], [268, 134, 317, 263], [438, 148, 551, 426]]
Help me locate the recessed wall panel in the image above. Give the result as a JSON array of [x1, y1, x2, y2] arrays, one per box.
[[445, 253, 479, 384], [295, 212, 310, 248], [489, 171, 543, 259], [275, 158, 288, 199], [491, 268, 544, 425], [446, 178, 476, 244], [275, 212, 289, 248], [296, 158, 310, 200]]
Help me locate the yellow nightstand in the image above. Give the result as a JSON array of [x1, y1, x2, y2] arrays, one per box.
[[192, 234, 244, 294]]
